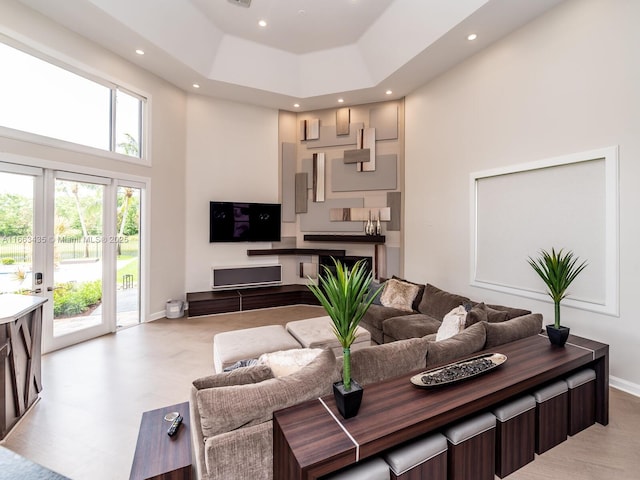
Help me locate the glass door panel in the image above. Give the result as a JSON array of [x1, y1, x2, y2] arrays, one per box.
[[52, 179, 104, 337], [116, 186, 140, 327], [0, 170, 36, 295]]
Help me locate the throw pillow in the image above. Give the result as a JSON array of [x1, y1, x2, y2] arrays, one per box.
[[257, 348, 323, 377], [485, 306, 509, 323], [426, 322, 487, 368], [392, 276, 426, 311], [380, 278, 421, 312], [435, 306, 468, 341], [418, 284, 471, 320], [466, 302, 489, 327], [366, 280, 385, 306], [487, 304, 532, 320]]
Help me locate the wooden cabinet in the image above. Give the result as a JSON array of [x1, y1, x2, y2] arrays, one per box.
[[0, 294, 46, 440]]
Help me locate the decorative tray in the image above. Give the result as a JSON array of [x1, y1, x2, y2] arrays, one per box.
[[410, 353, 507, 388]]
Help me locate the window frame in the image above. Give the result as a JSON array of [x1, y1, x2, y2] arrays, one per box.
[[0, 35, 150, 166]]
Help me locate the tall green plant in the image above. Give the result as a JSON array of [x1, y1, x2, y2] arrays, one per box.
[[528, 248, 587, 328], [307, 258, 381, 391]]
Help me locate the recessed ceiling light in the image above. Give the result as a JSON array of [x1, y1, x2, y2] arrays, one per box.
[[467, 33, 478, 41], [192, 83, 200, 89], [293, 103, 300, 108], [258, 20, 267, 27], [135, 49, 145, 55], [338, 98, 344, 103], [385, 90, 393, 95]]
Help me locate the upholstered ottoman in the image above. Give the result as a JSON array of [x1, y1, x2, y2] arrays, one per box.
[[213, 325, 302, 372], [285, 316, 372, 357]]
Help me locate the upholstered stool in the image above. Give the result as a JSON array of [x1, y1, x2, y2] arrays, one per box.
[[566, 368, 596, 436], [212, 325, 302, 372], [492, 395, 536, 478], [286, 316, 371, 357], [382, 433, 447, 480], [323, 457, 389, 480], [534, 380, 568, 454], [443, 412, 496, 480]]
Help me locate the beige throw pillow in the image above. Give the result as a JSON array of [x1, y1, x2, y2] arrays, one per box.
[[435, 305, 467, 341], [257, 348, 323, 377], [380, 278, 421, 312]]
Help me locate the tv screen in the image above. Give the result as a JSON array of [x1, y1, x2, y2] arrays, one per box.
[[209, 202, 281, 242]]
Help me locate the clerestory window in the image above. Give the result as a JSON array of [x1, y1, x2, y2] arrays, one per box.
[[0, 40, 145, 160]]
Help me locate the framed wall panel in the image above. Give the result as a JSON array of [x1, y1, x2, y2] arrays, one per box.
[[387, 191, 401, 231], [312, 152, 325, 202], [336, 108, 350, 136], [295, 173, 308, 213], [470, 146, 619, 316]]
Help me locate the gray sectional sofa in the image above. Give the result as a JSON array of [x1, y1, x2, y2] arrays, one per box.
[[361, 282, 533, 344], [190, 280, 543, 480]]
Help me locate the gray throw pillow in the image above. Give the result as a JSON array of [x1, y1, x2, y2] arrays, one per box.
[[192, 364, 273, 390], [484, 313, 543, 348]]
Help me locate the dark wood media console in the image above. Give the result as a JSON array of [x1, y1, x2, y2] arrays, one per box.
[[186, 285, 319, 317], [273, 334, 608, 480]]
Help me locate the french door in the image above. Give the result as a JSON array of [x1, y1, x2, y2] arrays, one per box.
[[0, 162, 144, 353]]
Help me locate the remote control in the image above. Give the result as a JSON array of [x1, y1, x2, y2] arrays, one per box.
[[167, 414, 183, 437]]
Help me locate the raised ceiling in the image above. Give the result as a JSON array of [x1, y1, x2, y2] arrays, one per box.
[[16, 0, 565, 111]]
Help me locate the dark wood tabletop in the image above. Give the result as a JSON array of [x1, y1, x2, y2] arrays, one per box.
[[130, 401, 192, 480], [273, 333, 608, 480]]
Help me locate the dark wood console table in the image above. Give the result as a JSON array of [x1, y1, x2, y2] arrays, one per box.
[[273, 334, 608, 480]]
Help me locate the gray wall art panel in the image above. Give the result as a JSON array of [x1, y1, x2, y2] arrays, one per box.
[[302, 123, 364, 149], [299, 198, 364, 232], [386, 246, 401, 279], [336, 108, 350, 136], [295, 173, 308, 213], [281, 142, 297, 222], [301, 158, 313, 183], [332, 154, 397, 192], [387, 191, 401, 231], [370, 104, 398, 140]]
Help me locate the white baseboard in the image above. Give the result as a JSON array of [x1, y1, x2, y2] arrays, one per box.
[[610, 375, 640, 397], [147, 310, 167, 322]]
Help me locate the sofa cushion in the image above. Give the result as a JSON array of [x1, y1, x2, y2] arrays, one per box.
[[426, 322, 486, 368], [436, 306, 468, 341], [380, 278, 421, 312], [418, 284, 471, 321], [484, 313, 543, 348], [392, 276, 426, 311], [196, 348, 338, 439], [382, 314, 442, 342], [366, 280, 385, 305], [192, 364, 274, 390], [487, 304, 532, 320], [362, 304, 413, 331], [348, 337, 430, 386]]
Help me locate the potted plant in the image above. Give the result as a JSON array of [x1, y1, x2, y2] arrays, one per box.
[[528, 248, 587, 346], [307, 258, 381, 418]]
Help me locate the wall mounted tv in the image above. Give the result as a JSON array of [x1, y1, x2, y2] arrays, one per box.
[[209, 202, 281, 242]]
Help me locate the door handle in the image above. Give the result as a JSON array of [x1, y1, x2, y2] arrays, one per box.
[[26, 288, 42, 294], [47, 286, 61, 292]]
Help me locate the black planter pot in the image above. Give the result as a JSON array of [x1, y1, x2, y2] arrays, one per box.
[[333, 380, 363, 419], [546, 324, 570, 347]]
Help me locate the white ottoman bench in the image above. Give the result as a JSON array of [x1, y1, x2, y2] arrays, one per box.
[[213, 325, 302, 373], [285, 316, 372, 357]]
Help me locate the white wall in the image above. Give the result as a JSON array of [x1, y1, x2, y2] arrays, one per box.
[[0, 0, 187, 319], [184, 95, 279, 292], [405, 0, 640, 391]]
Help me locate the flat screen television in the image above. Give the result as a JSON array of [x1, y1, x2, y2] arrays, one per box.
[[209, 201, 281, 242]]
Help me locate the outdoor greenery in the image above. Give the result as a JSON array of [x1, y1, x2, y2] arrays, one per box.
[[528, 248, 588, 328], [53, 280, 102, 317], [0, 193, 32, 236], [307, 258, 381, 391]]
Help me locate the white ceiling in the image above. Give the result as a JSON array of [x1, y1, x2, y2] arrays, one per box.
[[16, 0, 566, 112]]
